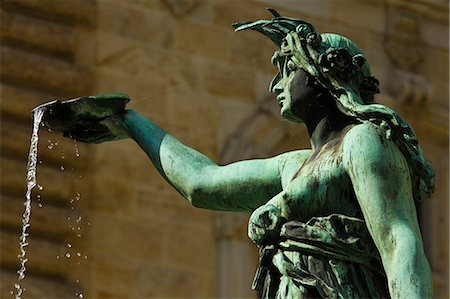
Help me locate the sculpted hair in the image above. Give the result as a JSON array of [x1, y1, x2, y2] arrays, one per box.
[[233, 9, 435, 201]]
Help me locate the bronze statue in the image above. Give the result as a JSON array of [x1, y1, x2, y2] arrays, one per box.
[[42, 9, 434, 299]]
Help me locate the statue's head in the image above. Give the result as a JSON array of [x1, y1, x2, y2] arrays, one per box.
[[233, 9, 435, 202], [233, 9, 379, 122]]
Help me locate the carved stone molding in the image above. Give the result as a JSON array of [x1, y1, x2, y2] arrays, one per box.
[[162, 0, 201, 18], [213, 95, 296, 298], [384, 7, 425, 72], [390, 70, 433, 105]]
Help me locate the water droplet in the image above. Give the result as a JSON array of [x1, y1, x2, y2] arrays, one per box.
[[76, 280, 80, 283], [76, 216, 82, 223], [60, 166, 65, 171], [37, 185, 43, 191], [84, 255, 88, 259], [75, 143, 80, 157], [38, 160, 43, 164], [67, 243, 72, 248], [79, 293, 84, 298], [65, 253, 71, 258], [37, 194, 41, 199], [77, 252, 81, 257], [38, 203, 43, 208], [56, 255, 60, 259], [67, 216, 71, 220], [77, 234, 82, 238]]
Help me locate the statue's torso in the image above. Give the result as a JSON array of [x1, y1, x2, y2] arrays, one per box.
[[279, 134, 361, 222], [253, 127, 390, 298]]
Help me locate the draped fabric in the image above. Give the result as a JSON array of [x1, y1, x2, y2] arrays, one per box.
[[252, 214, 389, 298]]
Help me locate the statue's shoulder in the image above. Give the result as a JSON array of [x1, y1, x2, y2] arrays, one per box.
[[342, 122, 398, 168], [277, 149, 312, 185], [344, 122, 386, 143]]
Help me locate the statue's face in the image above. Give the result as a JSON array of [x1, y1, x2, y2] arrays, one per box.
[[270, 57, 321, 122]]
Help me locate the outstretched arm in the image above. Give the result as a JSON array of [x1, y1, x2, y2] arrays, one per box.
[[343, 123, 432, 299], [118, 110, 299, 212]]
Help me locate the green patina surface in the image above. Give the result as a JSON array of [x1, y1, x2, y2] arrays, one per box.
[[41, 8, 434, 299]]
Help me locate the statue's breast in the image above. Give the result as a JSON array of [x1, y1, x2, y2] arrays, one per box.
[[281, 144, 361, 221]]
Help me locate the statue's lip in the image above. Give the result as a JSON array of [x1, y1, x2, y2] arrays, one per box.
[[32, 93, 130, 113], [32, 93, 130, 134]]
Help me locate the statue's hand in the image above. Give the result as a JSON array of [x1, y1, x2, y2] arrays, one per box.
[[62, 114, 130, 144], [248, 204, 285, 246]]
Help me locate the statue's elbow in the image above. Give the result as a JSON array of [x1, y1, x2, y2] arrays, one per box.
[[185, 183, 208, 209]]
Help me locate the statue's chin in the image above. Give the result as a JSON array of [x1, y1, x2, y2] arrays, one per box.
[[281, 108, 303, 123]]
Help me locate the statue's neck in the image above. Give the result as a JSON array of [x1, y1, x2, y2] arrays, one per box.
[[303, 96, 353, 153]]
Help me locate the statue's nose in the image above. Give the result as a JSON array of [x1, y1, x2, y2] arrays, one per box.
[[271, 78, 284, 94]]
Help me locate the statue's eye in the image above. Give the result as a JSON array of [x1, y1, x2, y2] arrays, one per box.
[[287, 60, 297, 72]]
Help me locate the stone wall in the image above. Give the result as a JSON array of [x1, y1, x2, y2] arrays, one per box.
[[0, 0, 448, 298]]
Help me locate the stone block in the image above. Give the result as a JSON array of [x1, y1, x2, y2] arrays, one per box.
[[0, 194, 73, 237], [91, 213, 164, 261], [230, 30, 275, 72], [0, 270, 75, 299], [178, 19, 232, 61], [91, 138, 165, 187], [136, 187, 212, 230], [165, 53, 207, 91], [203, 60, 256, 102], [419, 48, 449, 108], [166, 86, 222, 158], [95, 66, 168, 123], [213, 0, 273, 28], [330, 0, 386, 33], [90, 256, 136, 298], [98, 1, 176, 48], [183, 0, 214, 24], [217, 99, 257, 155], [1, 10, 75, 57], [91, 178, 137, 218], [96, 33, 171, 81], [121, 0, 164, 11], [74, 27, 97, 66], [1, 118, 89, 170], [0, 157, 72, 204], [136, 263, 203, 298], [0, 83, 55, 120], [255, 71, 276, 101], [1, 46, 93, 96], [161, 225, 215, 274], [258, 0, 332, 19], [2, 0, 95, 25], [0, 229, 66, 277], [420, 20, 449, 49]]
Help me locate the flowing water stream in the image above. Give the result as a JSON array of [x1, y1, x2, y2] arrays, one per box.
[[14, 107, 46, 299]]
